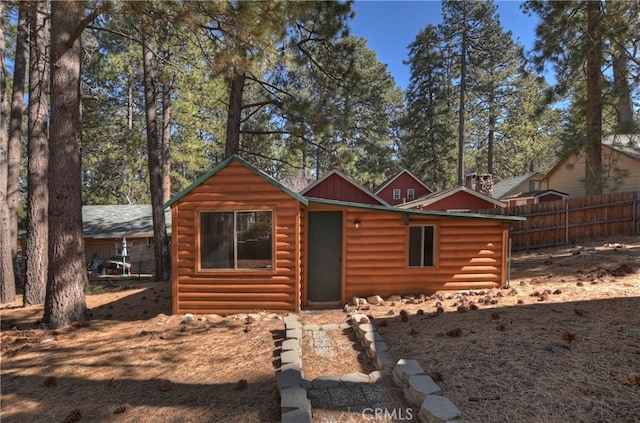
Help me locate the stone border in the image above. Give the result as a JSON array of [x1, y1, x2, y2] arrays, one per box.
[[278, 313, 393, 422], [352, 312, 463, 423], [349, 313, 395, 371], [278, 312, 463, 422], [277, 314, 311, 423]]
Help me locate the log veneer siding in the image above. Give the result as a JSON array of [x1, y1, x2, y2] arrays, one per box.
[[340, 209, 507, 301], [169, 157, 520, 314], [171, 161, 302, 314]]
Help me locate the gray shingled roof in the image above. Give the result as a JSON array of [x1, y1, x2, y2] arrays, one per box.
[[603, 134, 640, 159], [492, 172, 538, 199], [82, 205, 172, 238]]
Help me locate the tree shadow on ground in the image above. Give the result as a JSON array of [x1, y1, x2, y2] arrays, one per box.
[[1, 281, 172, 330], [1, 374, 280, 423]]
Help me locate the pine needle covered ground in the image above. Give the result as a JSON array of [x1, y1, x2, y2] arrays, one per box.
[[1, 236, 639, 423]]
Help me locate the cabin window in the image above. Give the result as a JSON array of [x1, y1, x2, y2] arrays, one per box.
[[407, 188, 415, 200], [393, 189, 401, 200], [199, 211, 273, 270], [408, 225, 435, 267]]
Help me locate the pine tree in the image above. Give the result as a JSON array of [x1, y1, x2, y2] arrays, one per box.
[[524, 0, 639, 195], [25, 0, 49, 305], [141, 4, 171, 281], [44, 0, 93, 328], [7, 6, 27, 265], [401, 24, 457, 190], [440, 0, 508, 184], [0, 1, 16, 304]]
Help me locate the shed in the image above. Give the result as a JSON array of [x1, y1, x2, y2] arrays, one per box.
[[166, 156, 524, 315], [504, 189, 569, 206]]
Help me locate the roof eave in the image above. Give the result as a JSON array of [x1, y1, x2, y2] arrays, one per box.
[[164, 155, 309, 208], [307, 197, 524, 222]]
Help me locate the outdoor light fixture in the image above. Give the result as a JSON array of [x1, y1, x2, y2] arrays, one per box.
[[353, 220, 361, 230], [402, 214, 410, 226]]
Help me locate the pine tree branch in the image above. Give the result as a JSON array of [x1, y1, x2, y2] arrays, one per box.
[[66, 7, 104, 48]]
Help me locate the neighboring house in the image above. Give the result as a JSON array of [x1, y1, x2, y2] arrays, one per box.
[[399, 185, 506, 212], [300, 169, 388, 205], [542, 134, 640, 197], [83, 205, 172, 273], [376, 169, 433, 206], [166, 156, 523, 315], [503, 189, 569, 206], [492, 172, 545, 201]]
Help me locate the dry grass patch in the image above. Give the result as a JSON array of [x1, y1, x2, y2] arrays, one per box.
[[360, 237, 640, 423], [2, 237, 639, 423], [1, 280, 282, 423]]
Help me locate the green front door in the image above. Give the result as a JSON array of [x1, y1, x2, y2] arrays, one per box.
[[308, 211, 343, 304]]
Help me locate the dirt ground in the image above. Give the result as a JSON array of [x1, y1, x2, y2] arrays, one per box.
[[1, 236, 639, 423]]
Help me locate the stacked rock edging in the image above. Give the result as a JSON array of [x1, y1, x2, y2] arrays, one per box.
[[279, 310, 464, 422], [278, 312, 396, 422], [393, 359, 462, 423], [278, 313, 311, 423], [349, 313, 395, 372], [351, 310, 464, 423]]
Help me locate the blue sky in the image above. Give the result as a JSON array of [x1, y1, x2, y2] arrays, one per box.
[[349, 1, 540, 90]]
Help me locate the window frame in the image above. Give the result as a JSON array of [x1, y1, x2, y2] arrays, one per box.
[[392, 188, 401, 200], [407, 224, 437, 268], [197, 209, 275, 272], [407, 188, 415, 200]]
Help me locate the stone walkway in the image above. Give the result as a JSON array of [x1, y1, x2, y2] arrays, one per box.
[[279, 312, 461, 422], [294, 317, 416, 422], [308, 377, 410, 418]]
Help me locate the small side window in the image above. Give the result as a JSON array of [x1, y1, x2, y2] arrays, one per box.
[[407, 189, 415, 200], [408, 225, 435, 267], [393, 189, 401, 200]]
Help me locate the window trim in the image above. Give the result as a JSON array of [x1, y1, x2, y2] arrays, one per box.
[[196, 209, 275, 273], [407, 224, 437, 268], [407, 188, 415, 200], [392, 188, 401, 200]]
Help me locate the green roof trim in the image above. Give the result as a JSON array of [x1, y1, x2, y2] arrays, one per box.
[[307, 197, 526, 222], [164, 155, 309, 208]]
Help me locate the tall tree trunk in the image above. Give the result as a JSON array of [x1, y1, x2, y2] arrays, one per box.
[[456, 7, 467, 186], [44, 0, 89, 328], [0, 196, 12, 303], [142, 12, 171, 281], [225, 69, 245, 158], [25, 0, 49, 306], [8, 8, 28, 264], [487, 90, 495, 176], [162, 81, 171, 204], [0, 0, 15, 303], [611, 43, 634, 132], [128, 77, 134, 131], [585, 1, 603, 196]]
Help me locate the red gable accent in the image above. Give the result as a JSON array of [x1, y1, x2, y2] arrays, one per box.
[[303, 173, 384, 205], [377, 171, 432, 205]]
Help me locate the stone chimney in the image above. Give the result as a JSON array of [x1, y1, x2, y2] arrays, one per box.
[[465, 173, 494, 197]]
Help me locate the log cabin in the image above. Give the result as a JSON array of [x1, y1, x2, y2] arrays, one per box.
[[165, 156, 525, 315]]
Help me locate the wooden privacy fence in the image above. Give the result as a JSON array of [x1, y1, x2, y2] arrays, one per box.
[[477, 192, 639, 250]]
